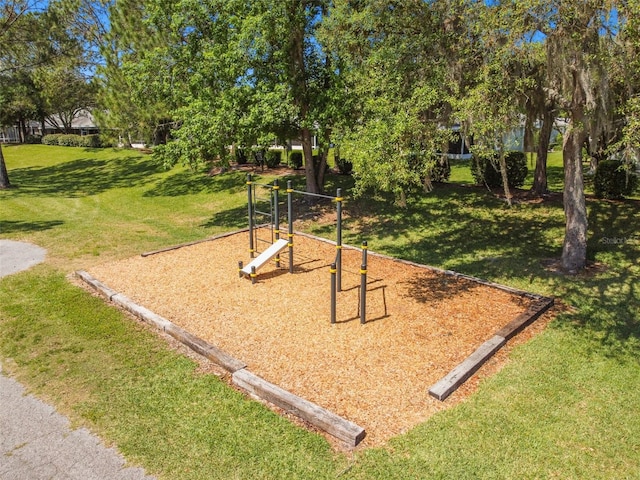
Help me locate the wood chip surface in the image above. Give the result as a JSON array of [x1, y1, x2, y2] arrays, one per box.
[[88, 230, 544, 447]]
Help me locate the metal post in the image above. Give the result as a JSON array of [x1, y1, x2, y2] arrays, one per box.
[[238, 261, 243, 278], [362, 240, 368, 268], [247, 174, 255, 258], [251, 265, 257, 285], [361, 241, 368, 325], [273, 179, 280, 267], [360, 264, 367, 324], [336, 188, 343, 292], [330, 263, 337, 324], [287, 180, 294, 274]]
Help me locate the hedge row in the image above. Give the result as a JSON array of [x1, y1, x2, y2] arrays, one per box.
[[42, 134, 104, 148]]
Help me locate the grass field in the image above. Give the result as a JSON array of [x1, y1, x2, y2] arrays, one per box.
[[1, 144, 639, 479]]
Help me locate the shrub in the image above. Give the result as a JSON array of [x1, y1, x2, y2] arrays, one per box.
[[235, 148, 248, 165], [41, 134, 105, 147], [594, 159, 638, 199], [265, 150, 281, 168], [42, 134, 63, 145], [471, 150, 528, 188], [335, 157, 353, 175], [252, 149, 266, 167], [57, 134, 79, 146], [79, 134, 102, 148], [25, 134, 42, 144], [430, 156, 451, 183], [289, 151, 303, 169]]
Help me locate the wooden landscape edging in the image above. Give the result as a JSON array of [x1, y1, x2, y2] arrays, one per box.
[[74, 271, 246, 373], [73, 270, 366, 447], [428, 296, 554, 401], [233, 369, 366, 447], [140, 228, 250, 257]]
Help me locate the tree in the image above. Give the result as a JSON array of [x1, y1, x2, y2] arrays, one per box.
[[465, 0, 625, 272], [95, 0, 177, 147], [0, 0, 49, 189], [0, 0, 90, 188], [533, 1, 620, 272], [324, 0, 454, 204]]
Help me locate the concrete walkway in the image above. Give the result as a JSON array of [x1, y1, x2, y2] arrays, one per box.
[[0, 240, 156, 480]]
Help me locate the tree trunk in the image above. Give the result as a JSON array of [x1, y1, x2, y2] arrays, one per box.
[[498, 149, 512, 206], [18, 117, 27, 143], [531, 110, 554, 195], [0, 144, 11, 189], [302, 127, 320, 194], [561, 124, 588, 273]]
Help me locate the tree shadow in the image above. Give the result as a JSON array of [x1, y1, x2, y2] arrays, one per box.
[[6, 156, 162, 197], [401, 272, 476, 304], [144, 170, 247, 197], [0, 220, 64, 234], [200, 205, 249, 230], [205, 173, 638, 357], [545, 164, 565, 192], [341, 183, 639, 359]]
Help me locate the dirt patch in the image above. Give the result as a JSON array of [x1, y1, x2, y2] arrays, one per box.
[[87, 230, 550, 447]]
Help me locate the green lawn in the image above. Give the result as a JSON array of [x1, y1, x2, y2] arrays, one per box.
[[1, 145, 639, 479]]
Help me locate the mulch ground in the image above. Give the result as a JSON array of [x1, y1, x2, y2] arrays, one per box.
[[86, 229, 552, 447]]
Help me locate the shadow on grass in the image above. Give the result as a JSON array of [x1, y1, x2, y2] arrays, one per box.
[[200, 204, 248, 231], [554, 197, 640, 359], [144, 170, 247, 197], [343, 184, 564, 274], [545, 164, 565, 192], [0, 220, 64, 234], [7, 156, 162, 197]]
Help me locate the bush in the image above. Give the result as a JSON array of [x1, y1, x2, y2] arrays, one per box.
[[289, 151, 303, 169], [57, 134, 79, 146], [594, 159, 638, 199], [25, 134, 42, 144], [42, 133, 105, 148], [430, 156, 451, 183], [471, 150, 528, 188], [235, 148, 248, 165], [79, 134, 102, 148], [265, 150, 281, 168], [335, 157, 353, 175], [42, 134, 63, 145]]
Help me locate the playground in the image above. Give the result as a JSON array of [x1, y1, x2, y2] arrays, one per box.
[[86, 226, 553, 447]]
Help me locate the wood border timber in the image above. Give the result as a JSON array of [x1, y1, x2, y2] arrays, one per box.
[[74, 270, 366, 447], [140, 228, 250, 257], [428, 296, 554, 401]]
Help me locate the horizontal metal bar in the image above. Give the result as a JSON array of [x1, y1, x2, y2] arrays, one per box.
[[289, 189, 338, 200]]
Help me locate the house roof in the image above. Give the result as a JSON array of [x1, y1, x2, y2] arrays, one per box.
[[45, 110, 97, 130]]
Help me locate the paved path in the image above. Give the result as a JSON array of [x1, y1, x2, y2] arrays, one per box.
[[0, 240, 156, 480], [0, 240, 47, 277]]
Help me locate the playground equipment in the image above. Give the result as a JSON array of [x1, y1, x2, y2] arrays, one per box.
[[243, 174, 344, 286], [240, 173, 371, 323], [239, 238, 289, 278], [329, 241, 368, 325]]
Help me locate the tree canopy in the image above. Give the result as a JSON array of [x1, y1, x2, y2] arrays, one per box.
[[3, 0, 639, 272]]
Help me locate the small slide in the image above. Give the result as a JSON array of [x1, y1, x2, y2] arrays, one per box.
[[241, 238, 289, 276]]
